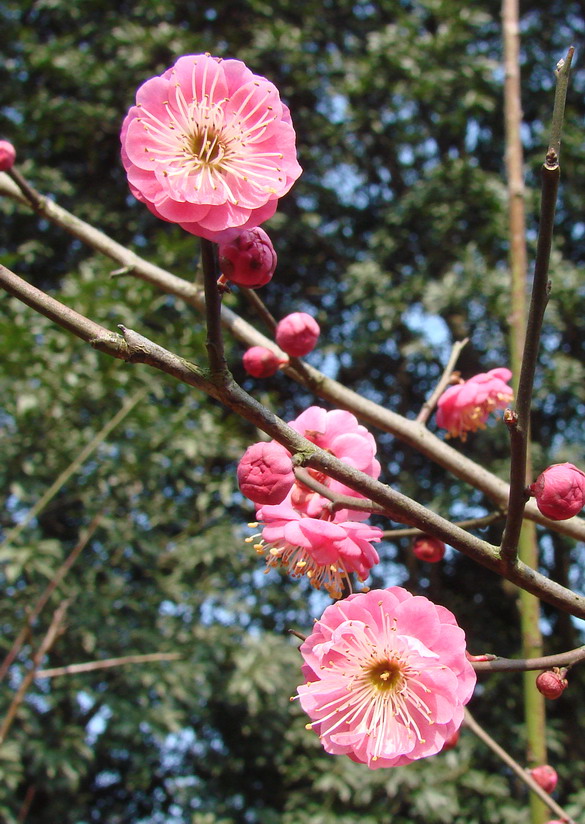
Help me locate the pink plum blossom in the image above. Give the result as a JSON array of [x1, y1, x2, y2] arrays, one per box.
[[275, 312, 320, 357], [237, 441, 294, 506], [242, 346, 287, 378], [529, 463, 585, 520], [247, 406, 383, 594], [254, 497, 382, 598], [412, 535, 446, 563], [121, 54, 302, 242], [436, 367, 513, 440], [219, 227, 277, 288], [0, 140, 16, 172], [529, 764, 558, 794], [296, 587, 476, 768]]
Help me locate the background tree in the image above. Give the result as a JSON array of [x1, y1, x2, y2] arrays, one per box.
[[1, 0, 585, 821]]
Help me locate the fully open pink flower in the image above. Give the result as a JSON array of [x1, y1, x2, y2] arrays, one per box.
[[297, 587, 476, 768], [436, 367, 513, 440], [121, 54, 302, 242], [253, 497, 382, 598], [529, 462, 585, 520], [237, 441, 294, 506]]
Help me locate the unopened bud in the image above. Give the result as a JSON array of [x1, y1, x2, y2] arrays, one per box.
[[275, 312, 320, 357], [535, 668, 568, 700], [218, 227, 277, 288], [0, 140, 16, 172], [412, 535, 446, 563], [243, 346, 287, 378], [528, 764, 558, 794], [237, 441, 294, 505], [529, 462, 585, 520]]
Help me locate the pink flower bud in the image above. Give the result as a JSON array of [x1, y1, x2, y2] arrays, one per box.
[[218, 227, 277, 289], [536, 668, 568, 700], [275, 312, 320, 357], [0, 140, 16, 172], [412, 535, 446, 563], [237, 441, 294, 505], [529, 463, 585, 520], [242, 346, 287, 378], [528, 764, 558, 794]]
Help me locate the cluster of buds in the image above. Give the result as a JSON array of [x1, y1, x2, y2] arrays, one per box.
[[242, 311, 321, 377]]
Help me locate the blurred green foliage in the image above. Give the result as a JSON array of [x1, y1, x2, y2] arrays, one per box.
[[1, 0, 585, 821]]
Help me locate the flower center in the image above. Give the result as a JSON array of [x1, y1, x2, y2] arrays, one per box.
[[366, 659, 404, 692], [187, 129, 227, 167]]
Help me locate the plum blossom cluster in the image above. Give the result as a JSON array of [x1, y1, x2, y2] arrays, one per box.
[[436, 367, 513, 440], [121, 53, 301, 242], [241, 406, 383, 598], [296, 588, 476, 767]]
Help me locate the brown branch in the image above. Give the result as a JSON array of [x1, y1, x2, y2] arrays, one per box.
[[3, 265, 585, 618], [2, 175, 585, 544], [472, 644, 585, 673], [0, 600, 70, 746], [382, 511, 505, 539], [36, 652, 181, 679], [0, 514, 102, 683], [464, 708, 576, 823], [416, 337, 469, 425]]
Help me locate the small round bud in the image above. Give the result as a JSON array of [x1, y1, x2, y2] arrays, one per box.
[[275, 312, 320, 357], [528, 764, 558, 794], [529, 462, 585, 520], [237, 441, 294, 505], [242, 346, 287, 378], [218, 227, 277, 288], [0, 140, 16, 172], [412, 535, 446, 563], [535, 668, 568, 700]]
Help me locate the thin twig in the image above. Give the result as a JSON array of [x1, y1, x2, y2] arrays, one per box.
[[36, 652, 181, 679], [2, 180, 585, 544], [416, 337, 469, 425], [464, 708, 576, 823], [0, 514, 103, 683], [472, 644, 585, 673], [17, 785, 36, 824], [382, 511, 505, 539], [0, 600, 70, 747], [200, 238, 228, 378], [500, 47, 574, 566]]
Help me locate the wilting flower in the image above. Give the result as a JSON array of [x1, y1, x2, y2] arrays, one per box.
[[536, 668, 568, 700], [219, 226, 277, 288], [529, 463, 585, 520], [297, 587, 476, 768], [0, 140, 16, 172], [242, 346, 287, 378], [252, 497, 382, 598], [412, 535, 446, 563], [121, 53, 302, 242], [436, 367, 513, 440], [237, 441, 294, 506], [275, 312, 320, 357], [529, 764, 558, 794]]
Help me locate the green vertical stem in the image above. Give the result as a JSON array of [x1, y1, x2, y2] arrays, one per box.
[[501, 2, 546, 821]]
